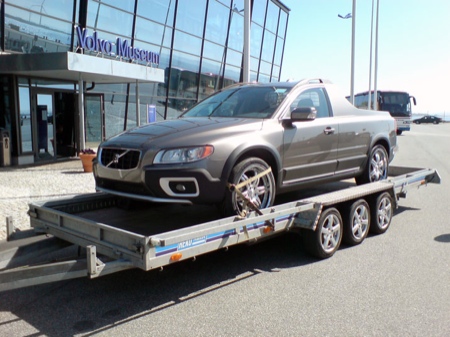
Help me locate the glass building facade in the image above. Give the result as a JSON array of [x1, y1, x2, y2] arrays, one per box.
[[0, 0, 289, 165]]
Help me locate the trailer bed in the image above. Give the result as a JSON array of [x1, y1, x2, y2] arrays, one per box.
[[0, 166, 441, 292]]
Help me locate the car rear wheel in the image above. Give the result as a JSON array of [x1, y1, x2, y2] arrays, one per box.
[[222, 157, 276, 217], [355, 145, 389, 185]]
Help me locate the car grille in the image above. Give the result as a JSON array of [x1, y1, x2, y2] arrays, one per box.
[[100, 148, 141, 169]]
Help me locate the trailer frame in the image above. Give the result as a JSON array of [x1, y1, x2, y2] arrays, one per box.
[[0, 166, 440, 292]]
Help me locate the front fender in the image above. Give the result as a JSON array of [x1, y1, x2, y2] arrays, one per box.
[[220, 142, 282, 185]]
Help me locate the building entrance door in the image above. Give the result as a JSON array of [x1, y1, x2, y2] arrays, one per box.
[[31, 89, 77, 160], [32, 92, 53, 160], [30, 90, 104, 161]]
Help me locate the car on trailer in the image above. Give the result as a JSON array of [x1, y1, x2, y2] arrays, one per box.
[[93, 79, 397, 217]]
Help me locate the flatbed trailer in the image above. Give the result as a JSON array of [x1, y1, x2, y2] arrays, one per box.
[[0, 166, 440, 292]]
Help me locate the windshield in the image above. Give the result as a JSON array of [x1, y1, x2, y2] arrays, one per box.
[[380, 92, 412, 116], [181, 86, 292, 119]]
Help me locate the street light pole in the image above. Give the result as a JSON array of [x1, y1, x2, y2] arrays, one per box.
[[368, 0, 374, 110], [243, 0, 251, 82], [350, 0, 356, 104], [373, 0, 380, 111]]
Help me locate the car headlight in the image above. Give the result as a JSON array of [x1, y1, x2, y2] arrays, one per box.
[[153, 145, 214, 164]]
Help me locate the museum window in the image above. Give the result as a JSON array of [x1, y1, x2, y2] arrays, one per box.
[[5, 1, 73, 54]]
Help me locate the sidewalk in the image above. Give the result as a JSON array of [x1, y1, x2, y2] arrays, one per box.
[[0, 159, 96, 241]]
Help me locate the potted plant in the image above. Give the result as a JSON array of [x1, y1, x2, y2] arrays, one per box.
[[79, 148, 97, 172]]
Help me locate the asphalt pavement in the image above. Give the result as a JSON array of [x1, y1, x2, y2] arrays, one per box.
[[0, 124, 449, 336]]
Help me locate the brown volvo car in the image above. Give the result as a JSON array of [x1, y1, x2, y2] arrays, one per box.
[[93, 79, 397, 216]]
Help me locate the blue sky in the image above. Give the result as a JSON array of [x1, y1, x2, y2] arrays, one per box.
[[280, 0, 450, 115]]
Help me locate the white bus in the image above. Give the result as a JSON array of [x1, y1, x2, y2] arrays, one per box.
[[350, 91, 416, 135]]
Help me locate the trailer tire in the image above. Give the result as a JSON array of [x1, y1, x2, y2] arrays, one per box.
[[343, 199, 370, 246], [302, 207, 343, 259], [370, 192, 393, 234], [222, 157, 275, 217], [355, 145, 389, 185]]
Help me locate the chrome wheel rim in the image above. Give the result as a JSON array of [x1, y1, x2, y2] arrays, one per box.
[[320, 213, 342, 253], [234, 163, 274, 215], [352, 204, 369, 240], [377, 196, 392, 230], [369, 148, 388, 182]]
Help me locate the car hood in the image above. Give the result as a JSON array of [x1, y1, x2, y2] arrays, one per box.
[[101, 117, 264, 149]]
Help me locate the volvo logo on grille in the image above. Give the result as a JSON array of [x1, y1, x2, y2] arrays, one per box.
[[106, 150, 129, 168], [103, 148, 140, 169]]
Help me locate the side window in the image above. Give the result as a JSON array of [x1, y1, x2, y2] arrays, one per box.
[[290, 88, 330, 118]]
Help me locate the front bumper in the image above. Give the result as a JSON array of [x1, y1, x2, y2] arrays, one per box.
[[94, 164, 226, 205]]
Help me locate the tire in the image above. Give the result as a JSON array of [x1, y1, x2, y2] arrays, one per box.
[[302, 208, 343, 259], [221, 157, 276, 217], [370, 192, 393, 234], [396, 130, 402, 135], [355, 144, 389, 185], [343, 199, 370, 245]]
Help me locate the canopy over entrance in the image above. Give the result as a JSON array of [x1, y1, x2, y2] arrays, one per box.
[[1, 52, 164, 152], [0, 51, 164, 84]]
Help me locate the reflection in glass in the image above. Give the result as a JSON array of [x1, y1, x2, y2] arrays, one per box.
[[278, 10, 288, 37], [176, 0, 206, 37], [173, 31, 202, 56], [225, 49, 243, 68], [260, 60, 272, 76], [205, 0, 229, 45], [13, 0, 74, 22], [228, 9, 243, 51], [272, 65, 280, 82], [250, 23, 263, 58], [5, 4, 72, 53], [203, 41, 225, 63], [87, 2, 133, 37], [265, 1, 279, 33], [274, 36, 284, 66], [250, 56, 259, 72], [262, 31, 275, 62], [251, 0, 267, 27], [85, 95, 103, 145], [18, 87, 32, 153], [224, 64, 241, 84], [94, 0, 134, 12], [137, 0, 175, 26], [135, 18, 167, 46]]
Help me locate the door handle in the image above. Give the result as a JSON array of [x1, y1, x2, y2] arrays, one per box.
[[324, 127, 335, 135]]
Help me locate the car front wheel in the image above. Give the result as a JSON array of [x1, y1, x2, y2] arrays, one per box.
[[355, 145, 389, 185], [222, 157, 276, 217]]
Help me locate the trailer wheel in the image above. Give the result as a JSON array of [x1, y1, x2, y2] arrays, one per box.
[[222, 157, 276, 217], [302, 207, 343, 259], [343, 199, 370, 246], [370, 192, 393, 234], [355, 145, 389, 185]]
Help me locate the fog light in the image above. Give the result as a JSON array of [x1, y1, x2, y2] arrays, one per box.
[[176, 184, 186, 192]]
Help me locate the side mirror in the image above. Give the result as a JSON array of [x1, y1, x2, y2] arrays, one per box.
[[291, 107, 317, 122]]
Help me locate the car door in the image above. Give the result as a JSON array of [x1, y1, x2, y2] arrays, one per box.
[[281, 88, 338, 186]]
